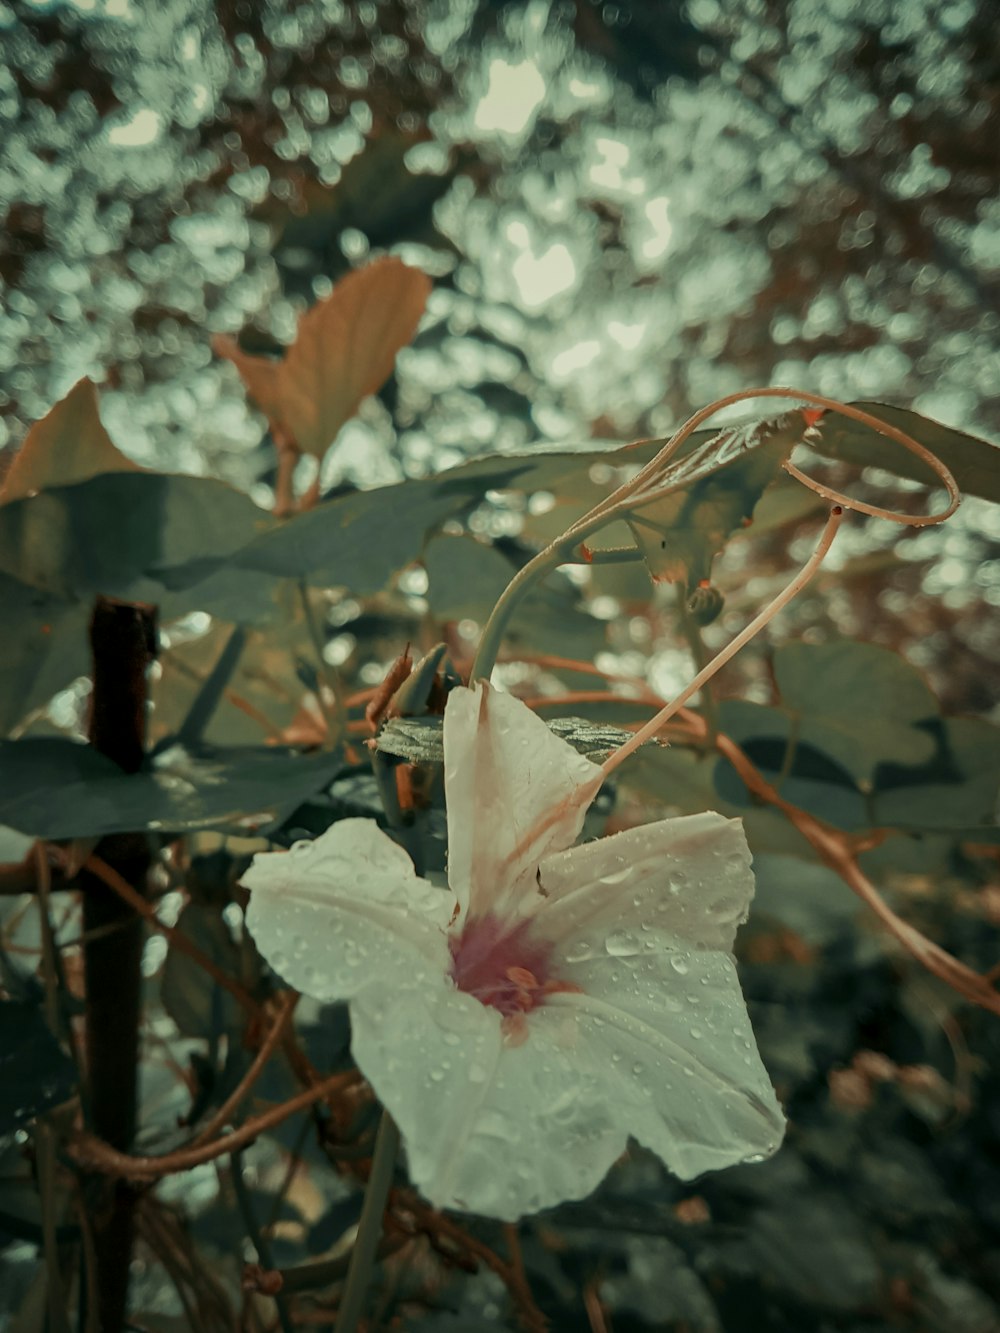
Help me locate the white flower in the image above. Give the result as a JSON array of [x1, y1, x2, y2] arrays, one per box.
[[242, 682, 784, 1220]]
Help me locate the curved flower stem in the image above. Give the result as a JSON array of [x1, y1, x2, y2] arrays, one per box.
[[470, 540, 576, 682], [333, 1111, 400, 1333], [473, 386, 958, 684], [599, 504, 845, 779]]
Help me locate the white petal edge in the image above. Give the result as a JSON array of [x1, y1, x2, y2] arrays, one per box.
[[242, 818, 455, 1002], [350, 977, 630, 1221], [547, 951, 785, 1179], [537, 812, 756, 959], [443, 682, 603, 921]]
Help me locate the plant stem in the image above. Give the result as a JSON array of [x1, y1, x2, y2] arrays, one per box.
[[675, 590, 721, 746], [231, 1150, 295, 1333], [600, 506, 844, 779], [37, 1120, 71, 1333], [80, 596, 157, 1333], [298, 579, 341, 746], [470, 542, 574, 682], [69, 1071, 350, 1179], [333, 1112, 400, 1333]]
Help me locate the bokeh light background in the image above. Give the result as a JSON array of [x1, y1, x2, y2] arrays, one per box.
[[3, 0, 999, 721]]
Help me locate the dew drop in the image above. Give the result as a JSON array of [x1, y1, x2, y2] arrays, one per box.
[[605, 930, 639, 957], [565, 939, 594, 963], [669, 955, 690, 975]]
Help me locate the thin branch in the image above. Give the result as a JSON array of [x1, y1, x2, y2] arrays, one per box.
[[68, 1071, 351, 1180], [403, 1200, 548, 1333], [599, 505, 844, 778], [231, 1149, 296, 1333], [298, 579, 342, 747], [36, 1121, 72, 1333], [189, 992, 299, 1148], [71, 851, 259, 1019], [708, 726, 1000, 1016]]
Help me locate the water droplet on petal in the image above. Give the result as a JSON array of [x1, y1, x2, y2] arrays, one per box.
[[669, 955, 690, 975], [605, 930, 640, 957], [565, 939, 594, 963]]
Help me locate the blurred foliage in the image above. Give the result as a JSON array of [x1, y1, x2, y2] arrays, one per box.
[[1, 1, 1000, 1331]]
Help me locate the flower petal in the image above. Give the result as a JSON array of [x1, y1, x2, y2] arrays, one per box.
[[547, 951, 785, 1179], [242, 818, 454, 1002], [444, 683, 603, 920], [350, 979, 629, 1221], [538, 812, 755, 959]]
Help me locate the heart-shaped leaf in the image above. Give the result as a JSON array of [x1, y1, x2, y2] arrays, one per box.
[[0, 379, 138, 505], [0, 739, 344, 839], [216, 256, 431, 459]]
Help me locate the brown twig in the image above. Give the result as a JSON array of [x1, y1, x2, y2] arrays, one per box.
[[68, 1071, 351, 1180], [189, 991, 300, 1148], [709, 727, 1000, 1016], [403, 1199, 548, 1332], [70, 850, 259, 1019], [583, 1277, 612, 1333]]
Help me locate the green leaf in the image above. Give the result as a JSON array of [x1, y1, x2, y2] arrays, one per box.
[[0, 472, 271, 603], [160, 903, 243, 1039], [773, 639, 938, 784], [715, 700, 870, 830], [624, 411, 807, 586], [0, 1002, 77, 1132], [871, 717, 1000, 832], [617, 743, 730, 816], [813, 402, 1000, 503], [423, 533, 606, 659], [0, 575, 89, 736], [0, 739, 344, 839], [744, 1189, 879, 1311], [0, 379, 138, 504], [751, 854, 861, 944], [229, 455, 530, 589]]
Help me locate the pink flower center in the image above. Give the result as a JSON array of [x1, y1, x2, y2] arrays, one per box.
[[449, 914, 580, 1037]]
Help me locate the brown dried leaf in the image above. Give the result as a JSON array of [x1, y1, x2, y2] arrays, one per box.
[[276, 256, 431, 458], [214, 258, 430, 461], [0, 379, 138, 504], [211, 334, 287, 438]]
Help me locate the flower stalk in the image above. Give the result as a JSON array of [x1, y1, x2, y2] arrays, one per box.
[[333, 1112, 400, 1333]]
